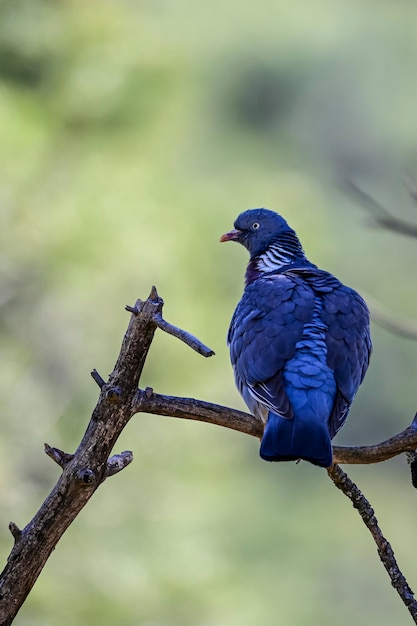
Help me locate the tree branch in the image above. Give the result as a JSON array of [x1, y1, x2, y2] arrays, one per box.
[[1, 287, 417, 625], [133, 389, 417, 465], [341, 180, 417, 341], [328, 464, 417, 621], [342, 179, 417, 239], [134, 389, 264, 438], [153, 313, 215, 357], [0, 289, 166, 625], [364, 293, 417, 341]]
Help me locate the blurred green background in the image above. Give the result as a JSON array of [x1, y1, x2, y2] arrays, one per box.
[[2, 0, 417, 624]]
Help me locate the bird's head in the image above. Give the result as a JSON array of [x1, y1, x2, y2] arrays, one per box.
[[220, 208, 299, 258]]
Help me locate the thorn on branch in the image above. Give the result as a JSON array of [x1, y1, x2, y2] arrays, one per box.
[[8, 522, 22, 545], [91, 369, 106, 388], [44, 444, 74, 468], [103, 451, 134, 481], [153, 313, 215, 358]]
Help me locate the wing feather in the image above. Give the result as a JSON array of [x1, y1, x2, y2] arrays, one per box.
[[228, 274, 315, 419]]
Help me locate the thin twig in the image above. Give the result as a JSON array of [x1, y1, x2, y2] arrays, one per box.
[[91, 369, 106, 388], [1, 287, 417, 625], [342, 179, 417, 239], [0, 288, 164, 625], [364, 293, 417, 341], [153, 313, 215, 357], [341, 180, 417, 341], [328, 464, 417, 622]]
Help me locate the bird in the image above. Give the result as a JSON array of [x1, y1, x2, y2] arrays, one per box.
[[220, 208, 371, 468]]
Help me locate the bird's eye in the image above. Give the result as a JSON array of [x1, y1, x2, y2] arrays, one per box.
[[252, 222, 260, 230]]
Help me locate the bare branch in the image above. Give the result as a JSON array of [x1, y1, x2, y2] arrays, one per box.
[[128, 287, 215, 357], [134, 389, 263, 438], [328, 464, 417, 622], [341, 180, 417, 341], [342, 179, 417, 239], [134, 389, 417, 465], [153, 313, 215, 357], [44, 444, 74, 469], [1, 286, 417, 625], [333, 419, 417, 465], [0, 288, 165, 625], [364, 293, 417, 341]]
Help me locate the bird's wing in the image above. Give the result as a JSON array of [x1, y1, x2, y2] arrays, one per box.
[[228, 274, 315, 419], [320, 279, 372, 437]]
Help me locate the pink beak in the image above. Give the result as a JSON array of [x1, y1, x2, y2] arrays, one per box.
[[220, 229, 241, 242]]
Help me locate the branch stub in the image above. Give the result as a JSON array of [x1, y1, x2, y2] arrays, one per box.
[[8, 522, 22, 545], [76, 469, 95, 485]]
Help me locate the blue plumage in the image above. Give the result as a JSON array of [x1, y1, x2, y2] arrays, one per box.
[[221, 208, 371, 468]]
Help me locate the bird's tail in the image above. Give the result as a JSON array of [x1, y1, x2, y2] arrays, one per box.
[[259, 411, 333, 468]]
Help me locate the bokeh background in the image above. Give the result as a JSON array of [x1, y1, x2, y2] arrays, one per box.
[[2, 0, 417, 624]]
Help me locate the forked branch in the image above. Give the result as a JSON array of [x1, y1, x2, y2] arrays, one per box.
[[0, 290, 166, 625], [1, 288, 416, 625]]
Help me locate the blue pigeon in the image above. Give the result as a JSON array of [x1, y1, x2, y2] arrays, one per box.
[[221, 208, 371, 468]]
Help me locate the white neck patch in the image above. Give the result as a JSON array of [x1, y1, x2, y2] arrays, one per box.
[[256, 244, 292, 272]]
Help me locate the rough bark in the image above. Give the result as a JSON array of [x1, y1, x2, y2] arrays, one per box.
[[0, 289, 164, 625], [328, 464, 417, 622], [1, 287, 417, 624]]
